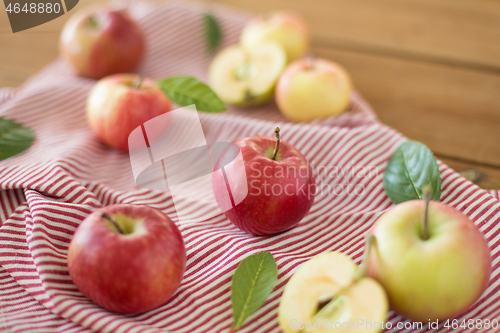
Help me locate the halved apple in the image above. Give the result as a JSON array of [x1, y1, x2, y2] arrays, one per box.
[[208, 42, 286, 107], [278, 252, 388, 333]]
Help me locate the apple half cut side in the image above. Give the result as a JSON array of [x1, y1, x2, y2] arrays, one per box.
[[208, 42, 286, 107], [278, 252, 388, 333]]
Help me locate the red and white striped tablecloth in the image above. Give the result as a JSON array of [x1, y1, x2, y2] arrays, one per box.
[[0, 2, 498, 332]]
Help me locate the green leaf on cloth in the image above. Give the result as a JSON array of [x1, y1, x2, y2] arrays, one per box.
[[0, 117, 35, 161], [231, 251, 278, 330], [383, 140, 441, 204], [204, 13, 222, 54], [156, 75, 226, 113]]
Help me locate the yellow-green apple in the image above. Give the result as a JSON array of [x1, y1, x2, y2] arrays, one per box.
[[367, 197, 492, 322], [212, 128, 315, 235], [279, 252, 388, 333], [60, 8, 144, 79], [240, 11, 309, 62], [86, 74, 172, 151], [208, 42, 286, 107], [67, 204, 186, 314], [276, 58, 353, 122]]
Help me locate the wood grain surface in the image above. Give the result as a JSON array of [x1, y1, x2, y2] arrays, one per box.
[[1, 0, 499, 189]]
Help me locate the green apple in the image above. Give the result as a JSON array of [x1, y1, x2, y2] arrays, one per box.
[[275, 58, 353, 122], [209, 42, 286, 107], [279, 252, 388, 333], [240, 11, 309, 62], [367, 198, 492, 322]]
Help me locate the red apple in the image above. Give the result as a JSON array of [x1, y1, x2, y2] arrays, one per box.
[[67, 204, 186, 314], [212, 128, 315, 235], [60, 8, 144, 79], [86, 74, 172, 152]]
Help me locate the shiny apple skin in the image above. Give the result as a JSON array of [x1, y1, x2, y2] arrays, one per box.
[[213, 135, 315, 235], [67, 204, 186, 314], [276, 58, 352, 122], [241, 11, 310, 62], [368, 200, 491, 322], [60, 9, 144, 79], [86, 74, 172, 152]]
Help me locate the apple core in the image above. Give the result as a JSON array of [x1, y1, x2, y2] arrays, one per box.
[[87, 16, 100, 29]]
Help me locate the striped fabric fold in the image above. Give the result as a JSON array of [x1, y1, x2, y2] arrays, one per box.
[[0, 2, 498, 332]]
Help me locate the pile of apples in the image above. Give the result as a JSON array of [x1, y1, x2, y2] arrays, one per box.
[[60, 7, 184, 314], [58, 5, 320, 315], [58, 6, 492, 331], [279, 194, 491, 333], [60, 7, 174, 152], [209, 12, 353, 122]]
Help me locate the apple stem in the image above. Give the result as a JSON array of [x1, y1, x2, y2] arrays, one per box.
[[315, 235, 374, 317], [244, 90, 254, 103], [271, 127, 280, 161], [421, 185, 431, 240], [306, 53, 316, 71], [316, 235, 374, 317], [354, 234, 374, 280], [134, 76, 144, 89], [100, 212, 124, 234], [88, 16, 99, 28]]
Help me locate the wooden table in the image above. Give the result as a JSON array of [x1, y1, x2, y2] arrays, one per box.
[[1, 0, 499, 189]]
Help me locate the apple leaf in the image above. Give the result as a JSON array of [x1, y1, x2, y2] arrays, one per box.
[[231, 251, 278, 330], [0, 117, 35, 161], [204, 13, 222, 54], [156, 76, 226, 113], [383, 140, 441, 204]]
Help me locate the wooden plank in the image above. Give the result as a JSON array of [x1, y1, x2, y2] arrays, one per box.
[[218, 0, 500, 70], [0, 0, 104, 87], [0, 33, 59, 87], [1, 0, 499, 190], [439, 157, 500, 191], [313, 45, 500, 167]]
